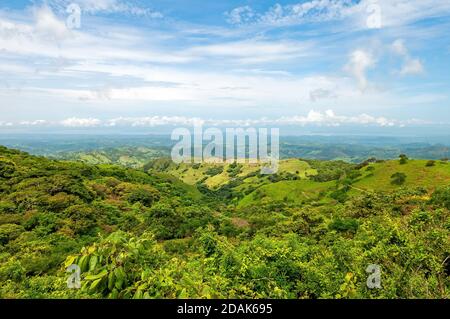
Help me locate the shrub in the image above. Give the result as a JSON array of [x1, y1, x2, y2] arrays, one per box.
[[391, 172, 407, 185], [425, 160, 436, 167], [431, 186, 450, 209], [205, 166, 224, 177], [127, 187, 160, 207], [63, 205, 99, 235], [329, 218, 359, 234], [0, 224, 25, 245], [399, 154, 408, 165], [0, 158, 16, 178]]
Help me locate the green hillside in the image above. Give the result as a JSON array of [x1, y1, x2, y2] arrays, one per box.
[[52, 147, 169, 168], [353, 159, 450, 192], [145, 156, 450, 210], [1, 146, 449, 299], [146, 158, 318, 189], [238, 180, 335, 208]]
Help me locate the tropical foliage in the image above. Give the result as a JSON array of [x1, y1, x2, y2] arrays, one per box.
[[0, 145, 449, 299]]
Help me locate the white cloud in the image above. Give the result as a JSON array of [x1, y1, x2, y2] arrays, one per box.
[[47, 0, 163, 17], [19, 120, 49, 126], [400, 58, 424, 75], [34, 5, 70, 41], [186, 39, 312, 64], [371, 0, 450, 28], [226, 0, 353, 27], [0, 2, 447, 126], [0, 7, 184, 64], [309, 88, 337, 102], [106, 116, 205, 127], [225, 6, 255, 25], [391, 39, 424, 76], [275, 110, 397, 127], [391, 39, 408, 56], [344, 50, 375, 91], [10, 110, 432, 128], [225, 0, 450, 29], [61, 117, 102, 127]]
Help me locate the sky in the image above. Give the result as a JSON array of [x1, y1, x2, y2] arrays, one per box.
[[0, 0, 449, 134]]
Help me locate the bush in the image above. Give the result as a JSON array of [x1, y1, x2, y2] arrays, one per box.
[[330, 189, 348, 203], [391, 172, 407, 185], [127, 187, 160, 207], [63, 205, 99, 235], [329, 218, 359, 234], [205, 166, 224, 177], [0, 158, 16, 178], [227, 162, 242, 178], [431, 187, 450, 209], [425, 160, 436, 167], [0, 224, 25, 245], [0, 201, 16, 214], [399, 154, 408, 165]]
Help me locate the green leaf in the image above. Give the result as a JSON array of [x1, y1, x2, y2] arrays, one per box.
[[85, 269, 108, 281]]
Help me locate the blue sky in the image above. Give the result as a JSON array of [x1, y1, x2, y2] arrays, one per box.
[[0, 0, 449, 133]]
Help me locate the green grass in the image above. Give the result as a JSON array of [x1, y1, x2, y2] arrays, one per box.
[[238, 179, 334, 208], [165, 159, 316, 190], [153, 172, 203, 200], [352, 159, 450, 193], [278, 159, 318, 178]]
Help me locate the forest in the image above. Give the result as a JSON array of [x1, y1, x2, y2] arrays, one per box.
[[0, 145, 449, 299]]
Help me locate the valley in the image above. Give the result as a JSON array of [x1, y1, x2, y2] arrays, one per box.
[[0, 143, 449, 299]]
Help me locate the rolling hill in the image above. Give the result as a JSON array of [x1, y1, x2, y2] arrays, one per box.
[[1, 145, 449, 299]]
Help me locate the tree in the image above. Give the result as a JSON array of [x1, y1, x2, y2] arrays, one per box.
[[425, 160, 436, 167], [399, 154, 408, 165], [0, 158, 16, 178], [127, 187, 160, 207], [0, 224, 24, 245], [391, 172, 407, 185]]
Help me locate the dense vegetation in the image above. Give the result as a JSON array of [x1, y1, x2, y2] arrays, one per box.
[[0, 145, 449, 299]]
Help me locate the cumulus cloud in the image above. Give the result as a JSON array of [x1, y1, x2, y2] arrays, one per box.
[[344, 50, 375, 91], [391, 39, 424, 76], [391, 39, 408, 56], [275, 110, 397, 127], [400, 58, 424, 75], [19, 120, 49, 126], [8, 111, 430, 128], [106, 116, 205, 127], [61, 117, 102, 127], [34, 5, 70, 41]]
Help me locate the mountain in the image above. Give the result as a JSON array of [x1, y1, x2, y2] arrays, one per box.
[[2, 134, 449, 165], [0, 145, 449, 299]]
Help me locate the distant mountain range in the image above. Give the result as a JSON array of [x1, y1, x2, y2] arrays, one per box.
[[0, 134, 449, 165]]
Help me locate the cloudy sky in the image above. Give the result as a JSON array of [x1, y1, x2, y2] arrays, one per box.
[[0, 0, 449, 132]]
